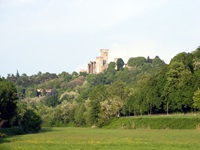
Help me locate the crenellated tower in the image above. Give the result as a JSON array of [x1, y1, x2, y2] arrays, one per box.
[[88, 49, 109, 74]]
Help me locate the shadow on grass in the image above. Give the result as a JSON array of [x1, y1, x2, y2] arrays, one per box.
[[0, 136, 12, 145], [39, 127, 54, 133], [0, 127, 54, 145]]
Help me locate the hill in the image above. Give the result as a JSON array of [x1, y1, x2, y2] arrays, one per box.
[[3, 46, 200, 127]]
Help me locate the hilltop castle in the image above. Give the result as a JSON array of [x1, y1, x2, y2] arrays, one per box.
[[88, 49, 109, 74]]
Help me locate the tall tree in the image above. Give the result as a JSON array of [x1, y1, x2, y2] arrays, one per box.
[[107, 62, 116, 73], [116, 58, 125, 71], [0, 78, 18, 126], [127, 57, 146, 67], [88, 85, 108, 125], [193, 89, 200, 110]]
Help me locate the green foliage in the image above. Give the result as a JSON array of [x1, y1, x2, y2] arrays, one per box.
[[0, 78, 18, 126], [58, 71, 72, 82], [79, 71, 87, 77], [3, 47, 200, 128], [127, 57, 146, 67], [72, 71, 78, 77], [74, 104, 86, 126], [21, 109, 42, 133], [193, 89, 200, 110], [152, 56, 166, 67], [15, 101, 42, 133], [116, 58, 125, 70], [44, 89, 59, 107], [173, 52, 194, 72], [107, 62, 116, 73], [193, 47, 200, 70], [107, 80, 127, 99], [88, 85, 108, 125], [192, 46, 200, 59]]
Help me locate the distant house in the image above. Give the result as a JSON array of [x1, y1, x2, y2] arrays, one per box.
[[37, 88, 52, 97]]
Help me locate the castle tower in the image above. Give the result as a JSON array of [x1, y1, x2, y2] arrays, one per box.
[[96, 56, 103, 73], [87, 49, 109, 74], [100, 49, 109, 66], [96, 49, 109, 73]]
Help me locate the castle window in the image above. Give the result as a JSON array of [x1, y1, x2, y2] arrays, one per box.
[[103, 60, 106, 66]]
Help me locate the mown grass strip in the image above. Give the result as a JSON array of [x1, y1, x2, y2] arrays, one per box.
[[104, 115, 200, 129]]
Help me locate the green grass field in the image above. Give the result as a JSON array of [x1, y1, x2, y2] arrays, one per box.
[[1, 127, 200, 150]]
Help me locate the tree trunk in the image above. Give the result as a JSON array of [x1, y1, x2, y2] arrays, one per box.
[[167, 101, 169, 115]]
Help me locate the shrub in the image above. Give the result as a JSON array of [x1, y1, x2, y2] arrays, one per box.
[[21, 109, 42, 133], [0, 133, 6, 137]]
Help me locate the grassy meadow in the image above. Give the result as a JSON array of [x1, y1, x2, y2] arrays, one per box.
[[1, 127, 200, 150]]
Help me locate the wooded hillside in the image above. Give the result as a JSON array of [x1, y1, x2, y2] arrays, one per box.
[[2, 47, 200, 127]]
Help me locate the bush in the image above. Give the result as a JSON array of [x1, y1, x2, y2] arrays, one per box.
[[0, 133, 6, 137], [21, 109, 42, 133]]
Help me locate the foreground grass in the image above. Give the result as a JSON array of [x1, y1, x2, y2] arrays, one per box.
[[1, 127, 200, 150]]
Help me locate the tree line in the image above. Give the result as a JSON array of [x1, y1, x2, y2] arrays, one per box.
[[1, 47, 200, 128]]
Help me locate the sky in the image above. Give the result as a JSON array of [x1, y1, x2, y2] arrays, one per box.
[[0, 0, 200, 77]]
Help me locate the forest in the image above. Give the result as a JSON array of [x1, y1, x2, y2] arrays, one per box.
[[1, 47, 200, 131]]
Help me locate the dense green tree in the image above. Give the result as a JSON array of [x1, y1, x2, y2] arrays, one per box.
[[47, 101, 77, 126], [89, 73, 106, 86], [105, 72, 115, 84], [79, 71, 87, 77], [16, 70, 20, 78], [107, 62, 116, 73], [162, 62, 186, 113], [193, 89, 200, 110], [192, 47, 200, 59], [72, 71, 78, 77], [86, 74, 96, 84], [44, 89, 59, 107], [89, 85, 108, 125], [116, 58, 125, 71], [59, 71, 72, 82], [74, 104, 86, 126], [99, 96, 124, 125], [20, 109, 42, 133], [193, 47, 200, 71], [127, 57, 146, 67], [140, 75, 162, 114], [170, 52, 194, 72], [0, 78, 18, 126], [152, 56, 166, 68], [89, 84, 108, 102], [107, 80, 126, 100], [14, 101, 42, 132]]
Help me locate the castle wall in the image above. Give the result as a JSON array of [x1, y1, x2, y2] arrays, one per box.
[[88, 61, 96, 74]]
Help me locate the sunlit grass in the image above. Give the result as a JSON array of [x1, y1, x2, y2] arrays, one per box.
[[1, 127, 200, 150], [104, 115, 200, 129]]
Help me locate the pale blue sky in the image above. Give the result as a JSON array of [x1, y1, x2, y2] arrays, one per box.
[[0, 0, 200, 77]]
